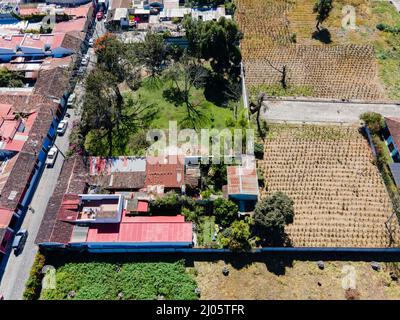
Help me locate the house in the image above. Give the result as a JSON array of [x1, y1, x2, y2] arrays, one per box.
[[37, 188, 193, 251], [0, 93, 61, 255], [0, 33, 81, 62], [384, 117, 400, 162], [226, 155, 259, 213], [88, 156, 146, 191], [44, 0, 93, 6], [145, 155, 185, 194]]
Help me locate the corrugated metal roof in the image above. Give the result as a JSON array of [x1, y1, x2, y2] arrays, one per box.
[[86, 215, 192, 243], [227, 156, 259, 195], [389, 163, 400, 187]]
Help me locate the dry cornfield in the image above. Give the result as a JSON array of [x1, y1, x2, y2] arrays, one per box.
[[258, 125, 400, 247], [236, 0, 387, 100]]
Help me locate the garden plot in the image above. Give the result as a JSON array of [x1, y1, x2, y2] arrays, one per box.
[[258, 125, 399, 247], [236, 0, 400, 100], [245, 44, 384, 100]]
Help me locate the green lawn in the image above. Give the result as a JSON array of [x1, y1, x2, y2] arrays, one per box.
[[132, 77, 235, 130], [197, 216, 220, 247], [372, 1, 400, 100], [40, 259, 198, 300]]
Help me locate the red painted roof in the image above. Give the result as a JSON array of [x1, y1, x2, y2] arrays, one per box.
[[87, 221, 192, 243], [137, 201, 148, 212], [53, 18, 87, 33], [86, 215, 192, 243], [20, 34, 66, 50], [386, 117, 400, 151], [0, 208, 13, 228]]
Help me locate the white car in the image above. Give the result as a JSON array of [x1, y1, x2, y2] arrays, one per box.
[[81, 57, 88, 66], [57, 120, 68, 135], [46, 147, 58, 167], [88, 38, 94, 47], [67, 93, 75, 108]]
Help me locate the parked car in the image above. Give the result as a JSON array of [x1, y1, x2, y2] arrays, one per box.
[[12, 229, 28, 255], [46, 147, 58, 167], [96, 11, 104, 20], [67, 93, 75, 108], [88, 38, 94, 47], [57, 120, 68, 135]]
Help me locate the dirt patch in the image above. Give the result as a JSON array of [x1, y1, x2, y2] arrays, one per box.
[[194, 260, 400, 300]]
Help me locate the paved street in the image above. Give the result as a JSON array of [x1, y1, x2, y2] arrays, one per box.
[[389, 0, 400, 12], [261, 100, 400, 124], [0, 20, 104, 300], [0, 110, 78, 300]]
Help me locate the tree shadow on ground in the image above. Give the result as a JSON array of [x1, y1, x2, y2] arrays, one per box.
[[204, 75, 235, 107], [162, 87, 184, 107], [312, 28, 332, 44]]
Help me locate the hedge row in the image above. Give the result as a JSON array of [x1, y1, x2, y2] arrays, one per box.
[[23, 252, 46, 300]]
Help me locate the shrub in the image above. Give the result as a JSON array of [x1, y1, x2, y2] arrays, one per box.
[[360, 112, 385, 134], [253, 192, 294, 244], [213, 197, 238, 227], [254, 142, 264, 159], [150, 192, 182, 215], [220, 219, 251, 250], [23, 252, 46, 300]]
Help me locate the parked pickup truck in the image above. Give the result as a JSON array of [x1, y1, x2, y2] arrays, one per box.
[[45, 147, 58, 168]]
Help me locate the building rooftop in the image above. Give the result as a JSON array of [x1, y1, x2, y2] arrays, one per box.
[[86, 215, 192, 244], [386, 117, 400, 152], [89, 156, 147, 190], [36, 156, 88, 244], [145, 155, 185, 189], [227, 156, 259, 196], [53, 18, 88, 33], [389, 163, 400, 188]]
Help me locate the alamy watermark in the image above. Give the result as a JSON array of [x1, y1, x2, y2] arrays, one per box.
[[146, 121, 255, 167]]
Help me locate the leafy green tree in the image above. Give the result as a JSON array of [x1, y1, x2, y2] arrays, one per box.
[[82, 70, 156, 156], [360, 112, 385, 134], [313, 0, 333, 30], [220, 219, 251, 250], [0, 68, 24, 87], [163, 54, 209, 130], [150, 192, 182, 215], [254, 192, 294, 243], [136, 31, 168, 77], [95, 33, 141, 89], [213, 198, 238, 227], [183, 16, 242, 81], [206, 164, 227, 191]]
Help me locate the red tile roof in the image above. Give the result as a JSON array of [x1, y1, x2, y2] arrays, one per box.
[[0, 207, 13, 228], [58, 194, 80, 222], [386, 117, 400, 151], [145, 156, 185, 188]]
